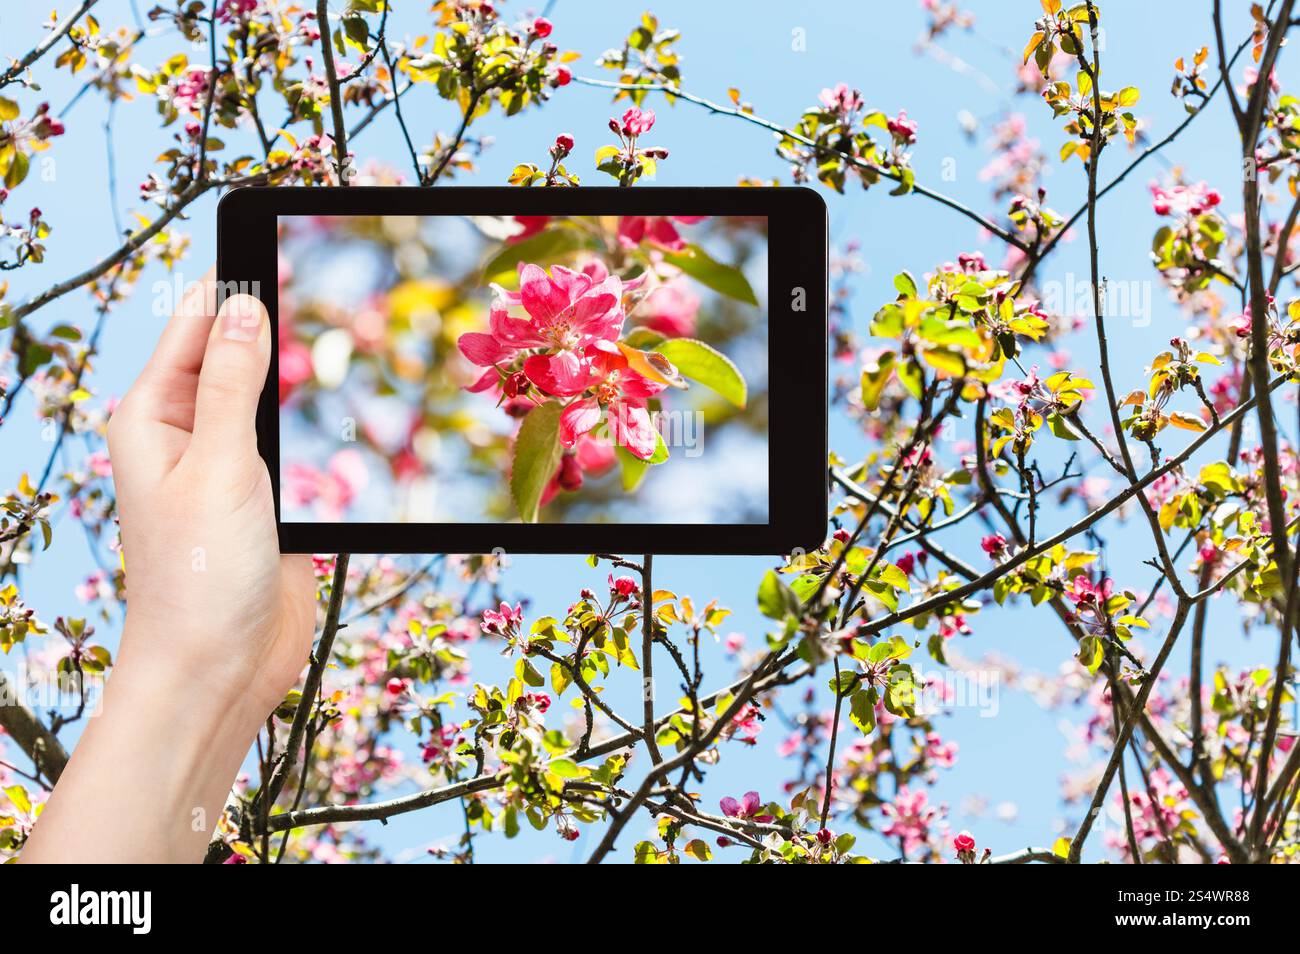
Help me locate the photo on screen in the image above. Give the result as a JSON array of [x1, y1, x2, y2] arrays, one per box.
[[276, 213, 769, 525]]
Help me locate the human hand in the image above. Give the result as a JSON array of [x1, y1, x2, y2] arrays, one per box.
[[105, 269, 315, 719], [22, 268, 315, 862]]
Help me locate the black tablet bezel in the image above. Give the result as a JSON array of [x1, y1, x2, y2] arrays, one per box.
[[217, 186, 827, 555]]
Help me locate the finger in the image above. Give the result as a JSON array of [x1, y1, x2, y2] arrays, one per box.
[[132, 267, 220, 433], [188, 293, 271, 459]]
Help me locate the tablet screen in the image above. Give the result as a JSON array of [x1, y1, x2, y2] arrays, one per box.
[[275, 213, 769, 525]]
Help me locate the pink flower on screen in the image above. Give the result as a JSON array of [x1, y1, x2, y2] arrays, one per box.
[[557, 340, 666, 460], [283, 449, 368, 519], [638, 278, 699, 337], [457, 262, 626, 396], [616, 215, 707, 252], [507, 215, 550, 243]]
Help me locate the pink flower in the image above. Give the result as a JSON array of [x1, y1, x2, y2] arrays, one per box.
[[553, 132, 574, 156], [86, 450, 112, 477], [283, 449, 368, 519], [887, 110, 918, 144], [833, 528, 852, 544], [954, 830, 977, 863], [1149, 180, 1221, 218], [421, 723, 465, 768], [895, 551, 916, 576], [719, 791, 774, 823], [530, 16, 553, 38], [507, 215, 550, 243], [457, 261, 626, 394], [616, 215, 706, 252], [925, 731, 958, 768], [551, 66, 572, 87], [557, 342, 666, 460], [278, 333, 313, 404], [609, 574, 638, 597], [480, 601, 524, 637], [619, 106, 656, 137], [980, 533, 1007, 558], [75, 570, 112, 604], [1066, 575, 1114, 608], [171, 66, 213, 113], [818, 82, 863, 117], [638, 278, 699, 337], [217, 0, 258, 22], [880, 786, 937, 855]]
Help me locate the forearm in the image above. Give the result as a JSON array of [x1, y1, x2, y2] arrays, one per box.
[[20, 626, 263, 864]]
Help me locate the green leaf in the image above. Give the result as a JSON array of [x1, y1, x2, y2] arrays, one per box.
[[662, 244, 758, 306], [683, 838, 712, 861], [510, 402, 564, 523], [655, 337, 747, 408], [757, 569, 799, 620], [849, 688, 876, 733], [1048, 413, 1079, 440], [617, 445, 649, 491], [547, 758, 584, 779]]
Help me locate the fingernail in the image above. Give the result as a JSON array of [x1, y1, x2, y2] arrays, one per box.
[[221, 294, 263, 342]]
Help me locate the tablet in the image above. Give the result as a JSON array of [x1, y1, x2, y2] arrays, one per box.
[[217, 186, 827, 554]]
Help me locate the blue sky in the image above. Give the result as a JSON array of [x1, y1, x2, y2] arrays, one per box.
[[2, 1, 1294, 862]]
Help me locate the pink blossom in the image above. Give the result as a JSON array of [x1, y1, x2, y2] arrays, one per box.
[[619, 106, 656, 137], [283, 449, 368, 519], [638, 278, 699, 337], [616, 214, 706, 252], [1149, 180, 1221, 218], [608, 574, 638, 597], [980, 533, 1007, 558], [888, 110, 918, 144], [530, 16, 553, 38], [1066, 575, 1114, 609], [74, 570, 112, 604], [880, 785, 937, 855], [719, 790, 774, 823], [925, 731, 958, 768], [171, 67, 213, 113], [278, 333, 313, 403], [553, 132, 574, 155], [557, 341, 667, 460], [457, 262, 626, 396], [507, 215, 550, 243], [86, 450, 112, 477], [480, 601, 524, 637], [819, 82, 864, 117], [217, 0, 258, 23]]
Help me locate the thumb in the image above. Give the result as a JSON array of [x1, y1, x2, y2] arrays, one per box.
[[190, 292, 271, 457]]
